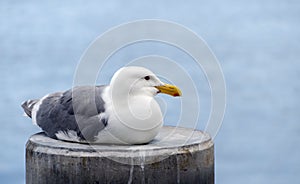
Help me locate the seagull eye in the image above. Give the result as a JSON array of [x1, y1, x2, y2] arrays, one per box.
[[144, 76, 150, 80]]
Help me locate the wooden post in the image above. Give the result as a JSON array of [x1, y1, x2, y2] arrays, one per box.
[[26, 126, 214, 184]]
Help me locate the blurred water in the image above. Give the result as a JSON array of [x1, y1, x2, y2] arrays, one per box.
[[0, 0, 300, 183]]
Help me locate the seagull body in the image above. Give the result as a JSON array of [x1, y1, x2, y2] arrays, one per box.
[[22, 66, 181, 144]]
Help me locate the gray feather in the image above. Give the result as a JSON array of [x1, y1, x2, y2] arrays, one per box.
[[22, 85, 108, 141]]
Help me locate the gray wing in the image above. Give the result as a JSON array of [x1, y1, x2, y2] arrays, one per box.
[[27, 85, 108, 141]]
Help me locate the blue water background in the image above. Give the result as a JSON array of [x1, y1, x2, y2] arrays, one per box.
[[0, 0, 299, 183]]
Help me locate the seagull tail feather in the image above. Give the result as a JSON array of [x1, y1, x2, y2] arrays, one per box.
[[21, 99, 39, 118]]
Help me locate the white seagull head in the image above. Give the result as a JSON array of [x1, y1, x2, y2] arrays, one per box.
[[110, 66, 182, 98]]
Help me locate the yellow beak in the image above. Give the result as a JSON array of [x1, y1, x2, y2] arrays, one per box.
[[155, 84, 182, 97]]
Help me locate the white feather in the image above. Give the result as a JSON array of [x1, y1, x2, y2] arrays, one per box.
[[55, 130, 81, 142]]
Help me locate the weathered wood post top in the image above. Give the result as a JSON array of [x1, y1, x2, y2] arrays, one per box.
[[26, 126, 214, 184]]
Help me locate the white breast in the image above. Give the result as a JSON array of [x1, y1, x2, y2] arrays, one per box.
[[95, 87, 163, 144]]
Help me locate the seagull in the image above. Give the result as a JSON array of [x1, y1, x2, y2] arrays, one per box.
[[21, 66, 182, 144]]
